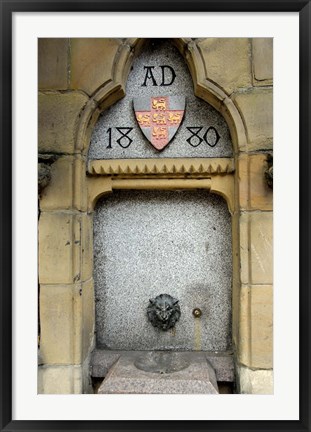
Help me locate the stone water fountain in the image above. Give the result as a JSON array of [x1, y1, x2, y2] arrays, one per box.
[[97, 292, 219, 394], [91, 190, 233, 394], [89, 40, 234, 394]]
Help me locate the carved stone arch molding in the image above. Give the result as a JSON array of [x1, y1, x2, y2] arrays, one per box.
[[76, 37, 247, 156], [77, 37, 247, 216]]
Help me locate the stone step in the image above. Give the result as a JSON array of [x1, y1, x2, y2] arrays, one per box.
[[97, 352, 219, 394]]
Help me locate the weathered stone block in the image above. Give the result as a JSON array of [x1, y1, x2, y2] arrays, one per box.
[[91, 349, 121, 378], [238, 285, 251, 363], [239, 213, 250, 285], [239, 285, 273, 369], [38, 38, 68, 90], [252, 38, 273, 83], [239, 153, 273, 211], [39, 284, 82, 365], [39, 156, 74, 210], [39, 213, 76, 284], [82, 279, 95, 361], [237, 364, 273, 394], [39, 156, 88, 212], [250, 212, 273, 284], [197, 38, 252, 94], [73, 157, 88, 212], [38, 92, 89, 154], [70, 38, 122, 95], [38, 364, 82, 394], [233, 90, 273, 151], [239, 211, 273, 285], [81, 214, 93, 282], [250, 285, 273, 368]]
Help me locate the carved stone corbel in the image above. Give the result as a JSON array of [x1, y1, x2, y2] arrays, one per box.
[[38, 154, 57, 195], [265, 154, 273, 189]]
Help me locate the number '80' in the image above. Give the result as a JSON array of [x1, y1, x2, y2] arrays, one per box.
[[186, 126, 220, 148]]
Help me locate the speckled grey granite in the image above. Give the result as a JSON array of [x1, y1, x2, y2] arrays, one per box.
[[88, 39, 233, 160], [97, 351, 219, 394], [91, 350, 121, 377], [94, 190, 232, 351], [91, 349, 234, 382], [205, 353, 235, 382]]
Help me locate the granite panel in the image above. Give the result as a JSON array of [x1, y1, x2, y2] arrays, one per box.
[[94, 190, 232, 351]]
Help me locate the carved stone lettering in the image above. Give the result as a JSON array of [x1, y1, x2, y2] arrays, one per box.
[[142, 66, 158, 86], [142, 65, 177, 87], [89, 40, 233, 160], [160, 65, 176, 86]]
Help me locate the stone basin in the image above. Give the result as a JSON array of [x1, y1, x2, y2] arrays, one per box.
[[97, 351, 219, 394], [134, 351, 190, 374]]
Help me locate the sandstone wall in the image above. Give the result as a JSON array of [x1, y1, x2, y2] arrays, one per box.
[[38, 38, 273, 394]]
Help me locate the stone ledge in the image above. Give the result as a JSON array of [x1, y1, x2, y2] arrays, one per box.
[[91, 349, 234, 382], [88, 158, 235, 177], [97, 352, 219, 394]]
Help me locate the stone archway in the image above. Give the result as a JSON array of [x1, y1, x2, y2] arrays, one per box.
[[38, 37, 273, 394], [82, 38, 241, 393]]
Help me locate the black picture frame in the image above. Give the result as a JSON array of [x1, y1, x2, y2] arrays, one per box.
[[1, 1, 310, 431]]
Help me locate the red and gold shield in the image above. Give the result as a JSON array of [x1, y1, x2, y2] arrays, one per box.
[[133, 96, 185, 150]]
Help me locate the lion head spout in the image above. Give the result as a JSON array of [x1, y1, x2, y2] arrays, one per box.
[[147, 294, 181, 331]]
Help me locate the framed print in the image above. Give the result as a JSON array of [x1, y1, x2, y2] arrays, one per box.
[[1, 0, 310, 431]]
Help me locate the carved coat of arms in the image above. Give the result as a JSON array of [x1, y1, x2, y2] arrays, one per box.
[[133, 96, 185, 150]]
